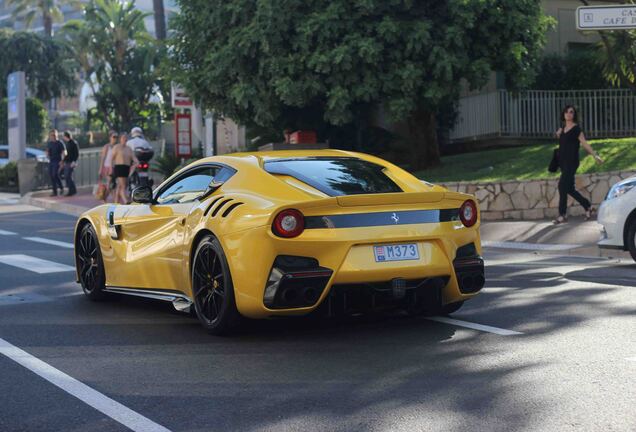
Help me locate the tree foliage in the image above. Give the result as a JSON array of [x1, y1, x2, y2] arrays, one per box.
[[596, 30, 636, 89], [6, 0, 81, 37], [61, 0, 165, 131], [170, 0, 552, 168], [0, 29, 78, 100], [0, 97, 49, 146], [533, 48, 610, 90], [577, 0, 636, 90]]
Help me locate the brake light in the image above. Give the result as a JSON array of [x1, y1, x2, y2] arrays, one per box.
[[272, 209, 305, 238], [459, 200, 478, 227], [138, 162, 149, 169]]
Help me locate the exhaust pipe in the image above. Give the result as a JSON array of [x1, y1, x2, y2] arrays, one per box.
[[461, 274, 474, 292], [473, 274, 485, 290], [303, 287, 318, 304], [282, 287, 298, 303]]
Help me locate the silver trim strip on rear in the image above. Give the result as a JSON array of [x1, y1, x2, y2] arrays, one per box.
[[103, 286, 193, 312]]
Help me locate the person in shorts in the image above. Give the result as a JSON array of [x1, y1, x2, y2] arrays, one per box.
[[111, 132, 135, 204], [98, 131, 118, 201]]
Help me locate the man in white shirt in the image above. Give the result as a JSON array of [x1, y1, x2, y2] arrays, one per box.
[[126, 127, 151, 152]]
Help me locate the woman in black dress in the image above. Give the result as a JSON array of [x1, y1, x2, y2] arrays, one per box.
[[553, 105, 604, 225]]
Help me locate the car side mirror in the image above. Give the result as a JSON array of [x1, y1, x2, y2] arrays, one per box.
[[131, 185, 153, 204]]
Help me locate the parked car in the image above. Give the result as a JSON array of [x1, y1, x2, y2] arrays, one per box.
[[74, 150, 485, 335], [0, 145, 49, 167], [598, 175, 636, 262]]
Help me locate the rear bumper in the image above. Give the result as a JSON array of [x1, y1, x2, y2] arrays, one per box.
[[221, 221, 483, 319]]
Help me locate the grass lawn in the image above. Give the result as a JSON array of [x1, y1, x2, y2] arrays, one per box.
[[414, 137, 636, 183]]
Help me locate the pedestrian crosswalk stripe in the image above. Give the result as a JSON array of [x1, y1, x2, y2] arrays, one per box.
[[0, 229, 17, 235], [0, 254, 74, 274], [0, 337, 172, 432], [23, 237, 74, 249]]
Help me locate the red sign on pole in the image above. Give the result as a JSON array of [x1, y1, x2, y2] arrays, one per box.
[[175, 113, 192, 158], [171, 83, 193, 109]]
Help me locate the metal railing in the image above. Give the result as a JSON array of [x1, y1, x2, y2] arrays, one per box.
[[75, 148, 103, 187], [32, 148, 102, 191], [33, 140, 165, 191], [450, 89, 636, 142]]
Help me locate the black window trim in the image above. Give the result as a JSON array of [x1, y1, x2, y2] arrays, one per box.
[[153, 162, 236, 205], [264, 156, 401, 197]]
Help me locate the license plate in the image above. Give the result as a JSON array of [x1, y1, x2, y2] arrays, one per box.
[[373, 243, 419, 262], [138, 172, 149, 177]]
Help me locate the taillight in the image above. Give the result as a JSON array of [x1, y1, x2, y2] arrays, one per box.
[[139, 162, 149, 169], [272, 209, 305, 238], [459, 200, 478, 227]]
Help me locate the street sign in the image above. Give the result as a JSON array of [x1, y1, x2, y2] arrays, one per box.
[[175, 113, 192, 158], [171, 83, 193, 109], [7, 71, 26, 162], [577, 5, 636, 30]]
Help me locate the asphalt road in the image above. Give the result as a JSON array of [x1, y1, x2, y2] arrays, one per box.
[[0, 207, 634, 432]]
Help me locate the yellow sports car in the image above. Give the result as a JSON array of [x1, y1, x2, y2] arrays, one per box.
[[74, 150, 484, 334]]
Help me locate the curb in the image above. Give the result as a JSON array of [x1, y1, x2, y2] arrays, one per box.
[[19, 186, 94, 217]]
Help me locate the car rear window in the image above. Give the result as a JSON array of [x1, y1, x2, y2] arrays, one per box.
[[264, 157, 402, 196]]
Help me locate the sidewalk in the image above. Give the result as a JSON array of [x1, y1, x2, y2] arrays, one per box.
[[19, 188, 632, 260], [481, 219, 632, 259], [20, 187, 104, 217]]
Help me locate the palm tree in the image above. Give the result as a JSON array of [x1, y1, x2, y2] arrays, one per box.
[[152, 0, 166, 40], [61, 0, 159, 129], [6, 0, 81, 37]]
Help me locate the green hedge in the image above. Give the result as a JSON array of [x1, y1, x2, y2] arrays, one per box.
[[0, 97, 48, 146], [0, 161, 18, 192]]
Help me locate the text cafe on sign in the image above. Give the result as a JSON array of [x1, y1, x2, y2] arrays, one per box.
[[577, 5, 636, 30]]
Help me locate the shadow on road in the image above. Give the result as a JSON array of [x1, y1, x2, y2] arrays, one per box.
[[1, 260, 633, 432]]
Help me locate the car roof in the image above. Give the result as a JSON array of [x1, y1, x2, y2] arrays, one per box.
[[195, 149, 379, 169]]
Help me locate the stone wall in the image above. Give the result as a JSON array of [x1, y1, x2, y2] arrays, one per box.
[[442, 170, 636, 220]]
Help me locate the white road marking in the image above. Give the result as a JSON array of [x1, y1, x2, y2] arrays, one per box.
[[58, 291, 84, 298], [483, 240, 582, 251], [427, 316, 523, 336], [23, 237, 74, 249], [0, 337, 171, 432], [0, 254, 74, 274], [0, 229, 17, 235], [0, 204, 44, 214]]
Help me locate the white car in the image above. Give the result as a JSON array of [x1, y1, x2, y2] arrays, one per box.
[[598, 175, 636, 262]]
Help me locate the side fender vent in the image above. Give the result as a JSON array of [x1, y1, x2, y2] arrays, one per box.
[[204, 196, 224, 216], [211, 198, 234, 217], [221, 202, 244, 218]]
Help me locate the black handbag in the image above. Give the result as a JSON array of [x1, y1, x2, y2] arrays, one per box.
[[548, 148, 560, 173]]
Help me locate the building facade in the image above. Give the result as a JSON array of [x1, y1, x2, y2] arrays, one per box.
[[450, 0, 630, 143]]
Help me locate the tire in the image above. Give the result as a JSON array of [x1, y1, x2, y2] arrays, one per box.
[[191, 235, 241, 335], [441, 301, 464, 315], [627, 218, 636, 263], [76, 224, 107, 300]]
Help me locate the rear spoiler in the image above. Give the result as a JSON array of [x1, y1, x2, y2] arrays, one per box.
[[289, 191, 470, 213], [335, 192, 445, 207]]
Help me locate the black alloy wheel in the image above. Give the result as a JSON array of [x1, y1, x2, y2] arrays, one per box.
[[627, 218, 636, 262], [76, 224, 106, 300], [192, 235, 240, 335]]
